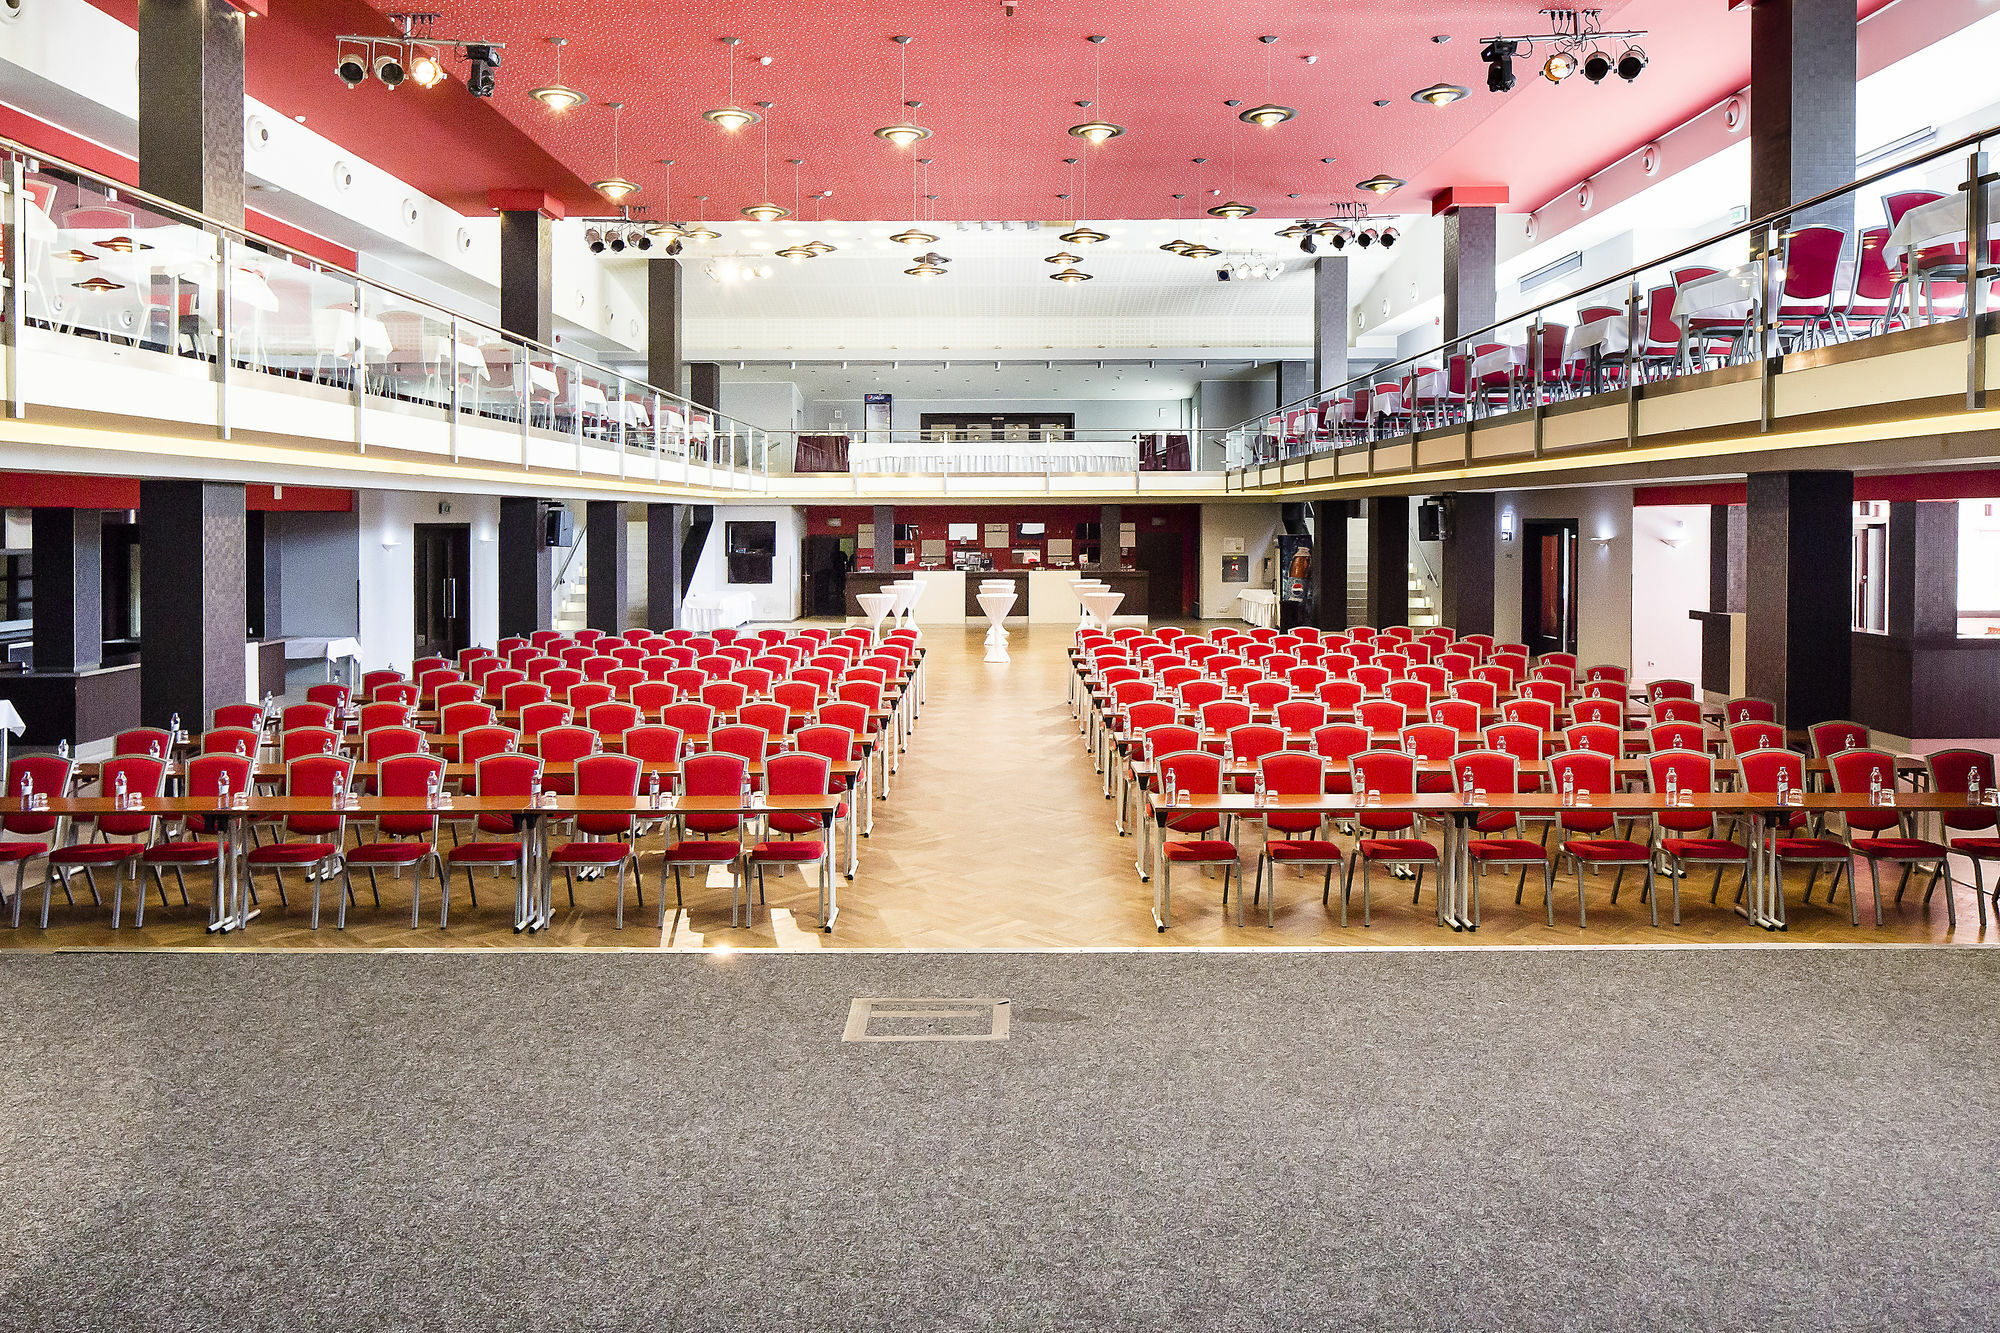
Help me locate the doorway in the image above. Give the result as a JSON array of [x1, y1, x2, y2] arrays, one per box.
[[413, 523, 471, 660], [1131, 530, 1188, 618], [1520, 520, 1578, 657], [802, 534, 851, 618]]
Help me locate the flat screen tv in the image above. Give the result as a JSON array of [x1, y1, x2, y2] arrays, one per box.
[[1016, 522, 1046, 538], [947, 523, 978, 542]]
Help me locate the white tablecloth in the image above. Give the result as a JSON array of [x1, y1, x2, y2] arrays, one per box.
[[683, 592, 755, 631], [604, 399, 650, 427], [1671, 269, 1758, 323], [1471, 345, 1526, 382], [1884, 186, 2000, 267], [1569, 317, 1630, 355], [1237, 589, 1279, 627]]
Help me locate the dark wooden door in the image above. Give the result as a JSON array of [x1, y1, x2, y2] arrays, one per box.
[[802, 535, 849, 618], [413, 523, 471, 660], [1520, 520, 1577, 657], [1132, 531, 1187, 619]]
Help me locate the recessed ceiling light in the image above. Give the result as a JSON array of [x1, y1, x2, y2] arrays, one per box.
[[1238, 103, 1295, 127]]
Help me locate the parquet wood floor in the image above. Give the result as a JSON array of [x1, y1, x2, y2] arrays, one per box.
[[2, 624, 1992, 953]]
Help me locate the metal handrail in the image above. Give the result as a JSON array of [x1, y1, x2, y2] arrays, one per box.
[[0, 130, 756, 437], [1236, 115, 2000, 432]]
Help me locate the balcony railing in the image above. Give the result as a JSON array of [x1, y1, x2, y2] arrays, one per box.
[[0, 134, 774, 490], [1226, 119, 2000, 480]]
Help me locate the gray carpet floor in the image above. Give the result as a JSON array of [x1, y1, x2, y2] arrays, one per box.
[[3, 947, 1998, 1332]]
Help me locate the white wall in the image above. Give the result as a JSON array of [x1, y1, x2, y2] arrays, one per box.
[[1629, 504, 1710, 686], [1199, 502, 1282, 621], [1492, 485, 1634, 670], [687, 504, 802, 624], [804, 395, 1192, 435], [1960, 498, 2000, 619], [355, 490, 499, 672]]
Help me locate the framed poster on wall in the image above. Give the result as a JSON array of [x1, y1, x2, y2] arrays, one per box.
[[1221, 554, 1247, 583]]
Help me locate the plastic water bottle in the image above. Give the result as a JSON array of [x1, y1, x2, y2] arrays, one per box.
[[169, 713, 182, 742], [648, 770, 662, 810], [1253, 766, 1267, 809], [19, 772, 33, 811], [56, 739, 69, 760], [742, 770, 754, 809], [530, 772, 544, 808], [1665, 767, 1679, 801], [427, 771, 442, 809], [1969, 768, 1983, 804], [1869, 766, 1884, 806], [1165, 768, 1178, 807], [1775, 769, 1789, 806], [1562, 768, 1576, 806], [217, 770, 230, 807], [113, 769, 128, 807]]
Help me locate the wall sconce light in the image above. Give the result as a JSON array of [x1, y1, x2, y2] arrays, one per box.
[[1590, 533, 1615, 549], [1660, 520, 1686, 548], [381, 533, 401, 550]]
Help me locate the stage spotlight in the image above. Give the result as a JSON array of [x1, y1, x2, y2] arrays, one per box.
[[336, 41, 368, 88], [374, 42, 406, 88], [1582, 50, 1613, 83], [665, 236, 684, 256], [633, 229, 654, 252], [463, 44, 501, 98], [607, 230, 626, 253], [1379, 227, 1399, 248], [1328, 231, 1348, 252], [1617, 47, 1648, 82], [1482, 39, 1518, 94], [586, 228, 605, 254], [1300, 233, 1317, 254], [1356, 229, 1376, 249]]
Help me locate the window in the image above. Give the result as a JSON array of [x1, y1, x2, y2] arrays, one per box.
[[1, 553, 31, 622], [726, 521, 777, 585]]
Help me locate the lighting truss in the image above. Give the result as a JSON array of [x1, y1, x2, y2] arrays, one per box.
[[1479, 8, 1646, 87], [336, 13, 504, 92]]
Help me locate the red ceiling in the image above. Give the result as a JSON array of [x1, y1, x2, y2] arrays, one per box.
[[90, 0, 1908, 222]]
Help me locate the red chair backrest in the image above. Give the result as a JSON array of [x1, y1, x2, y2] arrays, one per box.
[[1430, 699, 1479, 733], [1828, 747, 1902, 832], [1356, 700, 1405, 732], [114, 727, 173, 759], [1275, 700, 1327, 733], [305, 683, 352, 713], [201, 727, 261, 758], [661, 702, 715, 739], [1452, 679, 1497, 708], [1502, 699, 1555, 731], [1484, 722, 1546, 763], [358, 702, 412, 733], [281, 703, 335, 731], [281, 754, 352, 838], [1453, 749, 1519, 799], [711, 724, 769, 764], [571, 753, 641, 837], [1647, 748, 1718, 834], [1651, 698, 1702, 725], [623, 725, 685, 765], [1646, 678, 1695, 702], [1562, 724, 1622, 758], [701, 681, 749, 713], [1549, 750, 1617, 834], [1927, 749, 2000, 832], [519, 701, 573, 736], [3, 756, 74, 837], [1350, 750, 1418, 832], [362, 725, 427, 763], [1400, 723, 1457, 762], [1648, 722, 1706, 753], [1570, 698, 1622, 727], [1727, 721, 1784, 755], [795, 724, 856, 768], [212, 703, 264, 730], [441, 703, 497, 736], [588, 702, 641, 738], [280, 727, 341, 762], [1200, 701, 1252, 733], [1724, 697, 1776, 725]]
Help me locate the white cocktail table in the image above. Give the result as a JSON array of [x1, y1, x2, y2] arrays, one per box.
[[977, 590, 1018, 662], [1072, 579, 1108, 632], [856, 592, 897, 641], [1081, 590, 1125, 633]]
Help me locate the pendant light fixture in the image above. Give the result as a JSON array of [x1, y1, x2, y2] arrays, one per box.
[[528, 37, 586, 112], [1356, 174, 1406, 195], [1207, 111, 1256, 218], [740, 102, 789, 221], [1044, 251, 1083, 264], [1238, 35, 1296, 127], [916, 163, 951, 273], [891, 147, 937, 246], [682, 196, 718, 243], [1160, 193, 1194, 254], [591, 102, 639, 202], [1050, 267, 1092, 283], [775, 161, 816, 259], [652, 160, 685, 254], [805, 189, 837, 255], [874, 35, 933, 146], [702, 37, 760, 131], [1058, 157, 1108, 246], [1068, 35, 1125, 144]]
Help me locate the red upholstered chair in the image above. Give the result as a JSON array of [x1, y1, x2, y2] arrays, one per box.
[[1808, 720, 1870, 759], [1550, 749, 1652, 925], [442, 752, 541, 928], [2, 756, 74, 927], [1570, 698, 1623, 728], [1356, 699, 1405, 735], [1474, 663, 1515, 692], [631, 681, 680, 719], [738, 702, 792, 741], [375, 682, 421, 708], [518, 701, 573, 740], [581, 656, 618, 684], [357, 702, 412, 733], [212, 703, 265, 732], [1723, 697, 1777, 725], [1429, 699, 1480, 735], [667, 668, 709, 698], [1342, 750, 1440, 927], [1451, 679, 1498, 710], [1581, 680, 1625, 703], [1436, 653, 1475, 681], [1829, 747, 1951, 928], [1351, 666, 1390, 694], [694, 655, 736, 679], [52, 754, 170, 925], [1738, 746, 1854, 924], [482, 669, 527, 703], [567, 681, 614, 712], [361, 725, 427, 767], [1275, 700, 1327, 734], [546, 752, 645, 926], [114, 727, 173, 759], [244, 753, 354, 929], [559, 646, 595, 671], [536, 725, 598, 794], [306, 683, 353, 714], [361, 669, 404, 700], [1294, 674, 1354, 714], [440, 702, 498, 743], [1399, 722, 1461, 794], [1644, 678, 1695, 703], [434, 680, 481, 709], [341, 752, 447, 929], [732, 668, 774, 698], [1244, 680, 1290, 712], [1501, 698, 1555, 732], [1151, 750, 1239, 931], [661, 752, 749, 926], [1561, 723, 1623, 760], [1224, 724, 1287, 794], [1407, 665, 1448, 694], [624, 724, 685, 775], [702, 681, 749, 715], [543, 668, 585, 700], [280, 726, 341, 764], [1651, 698, 1703, 726], [137, 751, 252, 927], [588, 701, 642, 746], [744, 751, 837, 926], [1648, 722, 1707, 754], [1726, 721, 1784, 758], [1321, 652, 1357, 678], [1453, 749, 1559, 926], [201, 727, 262, 759], [1244, 751, 1339, 927], [1180, 680, 1226, 713], [1287, 667, 1328, 695], [1645, 749, 1747, 925], [661, 703, 715, 746], [1373, 652, 1409, 680], [1199, 701, 1252, 738], [280, 703, 335, 732], [1386, 679, 1430, 717], [1531, 664, 1575, 691], [607, 667, 647, 699], [1925, 749, 2000, 929], [711, 723, 770, 766], [1311, 724, 1371, 795], [1222, 666, 1263, 693]]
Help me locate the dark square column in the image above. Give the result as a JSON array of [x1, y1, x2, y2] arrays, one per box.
[[140, 480, 245, 728], [1750, 0, 1858, 228], [872, 505, 894, 572], [1746, 470, 1852, 725], [497, 497, 552, 639], [499, 211, 554, 345], [1439, 493, 1496, 637], [1364, 496, 1410, 628], [585, 500, 628, 634], [1888, 501, 1958, 642], [1312, 257, 1349, 398], [1443, 207, 1498, 344], [1098, 505, 1122, 573], [1310, 499, 1350, 630], [646, 504, 685, 629], [690, 363, 723, 414], [137, 0, 246, 225], [31, 508, 102, 674], [648, 259, 685, 397], [1275, 362, 1312, 413]]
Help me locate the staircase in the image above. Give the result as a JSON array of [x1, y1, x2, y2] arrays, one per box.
[[554, 529, 589, 632], [1407, 568, 1439, 627]]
